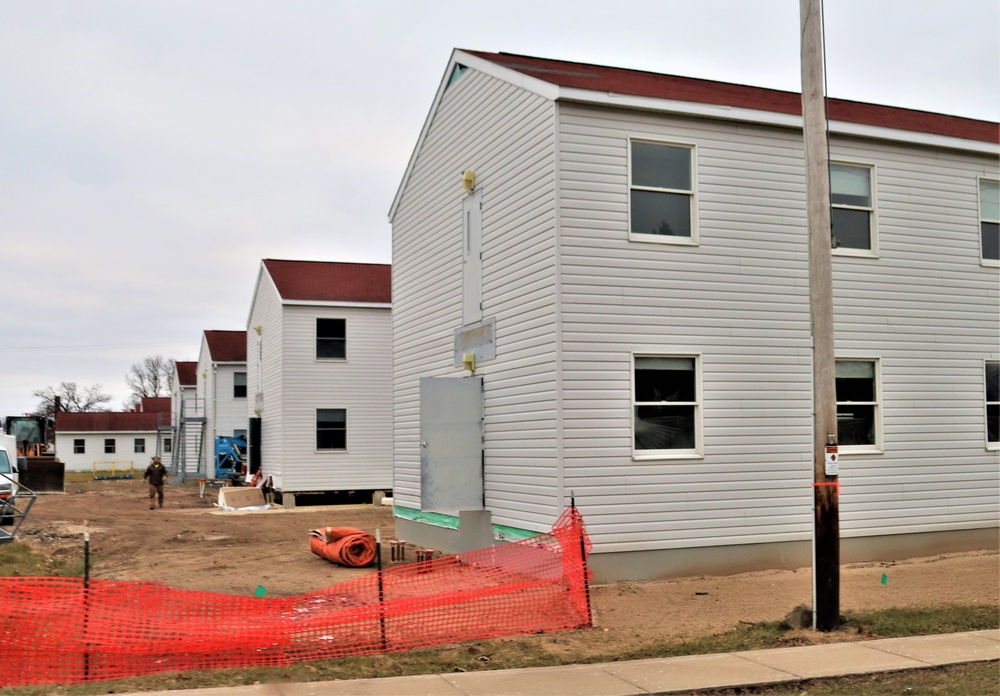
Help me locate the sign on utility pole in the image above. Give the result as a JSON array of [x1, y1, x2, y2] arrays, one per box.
[[799, 0, 840, 631]]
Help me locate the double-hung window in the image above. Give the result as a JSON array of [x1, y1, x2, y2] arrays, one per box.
[[835, 359, 881, 451], [316, 318, 346, 360], [633, 355, 701, 457], [164, 438, 173, 453], [233, 372, 247, 398], [134, 438, 145, 454], [73, 439, 85, 454], [986, 361, 999, 449], [831, 162, 877, 255], [317, 408, 347, 451], [629, 139, 697, 244], [104, 438, 116, 454], [979, 178, 999, 265]]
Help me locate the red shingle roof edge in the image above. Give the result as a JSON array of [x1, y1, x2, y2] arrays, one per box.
[[263, 259, 392, 303], [464, 51, 998, 144], [55, 411, 162, 433], [204, 330, 247, 362], [175, 361, 197, 387]]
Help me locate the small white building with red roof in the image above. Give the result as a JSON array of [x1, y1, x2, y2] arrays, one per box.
[[245, 259, 392, 504], [54, 397, 172, 473]]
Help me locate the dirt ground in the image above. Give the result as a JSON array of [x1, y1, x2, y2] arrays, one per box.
[[14, 477, 1000, 651]]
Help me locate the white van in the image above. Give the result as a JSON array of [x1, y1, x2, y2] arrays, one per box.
[[0, 433, 20, 523]]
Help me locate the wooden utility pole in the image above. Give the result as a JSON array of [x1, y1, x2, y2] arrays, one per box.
[[799, 0, 840, 631]]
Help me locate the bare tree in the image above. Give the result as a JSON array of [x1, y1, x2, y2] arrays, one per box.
[[33, 382, 113, 418], [124, 355, 175, 408]]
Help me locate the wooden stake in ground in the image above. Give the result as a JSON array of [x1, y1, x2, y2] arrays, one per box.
[[799, 0, 840, 631]]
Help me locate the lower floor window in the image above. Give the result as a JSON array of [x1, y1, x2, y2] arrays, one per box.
[[987, 361, 999, 447], [836, 359, 881, 450], [164, 438, 172, 453], [73, 439, 85, 454], [317, 409, 347, 450], [633, 355, 699, 455], [134, 438, 145, 453], [104, 438, 116, 454]]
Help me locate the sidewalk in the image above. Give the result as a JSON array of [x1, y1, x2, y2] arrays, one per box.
[[122, 630, 998, 696]]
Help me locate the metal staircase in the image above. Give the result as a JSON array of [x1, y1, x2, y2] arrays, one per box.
[[172, 397, 206, 483], [0, 473, 36, 544]]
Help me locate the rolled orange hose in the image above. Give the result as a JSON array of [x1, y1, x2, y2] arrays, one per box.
[[309, 526, 376, 567]]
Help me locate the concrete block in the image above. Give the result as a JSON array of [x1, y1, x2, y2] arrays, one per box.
[[217, 487, 265, 509]]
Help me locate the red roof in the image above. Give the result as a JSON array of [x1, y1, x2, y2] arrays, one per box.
[[56, 411, 162, 433], [204, 330, 247, 362], [139, 397, 171, 413], [464, 51, 998, 144], [175, 361, 197, 387], [263, 259, 392, 304]]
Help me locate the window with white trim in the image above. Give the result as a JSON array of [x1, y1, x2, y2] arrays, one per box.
[[979, 178, 999, 264], [164, 438, 172, 453], [316, 318, 346, 360], [633, 355, 700, 456], [831, 162, 877, 255], [835, 359, 881, 451], [233, 372, 247, 398], [629, 139, 697, 244], [104, 438, 116, 454], [317, 408, 347, 451], [986, 361, 999, 448], [134, 438, 145, 453], [73, 439, 85, 454]]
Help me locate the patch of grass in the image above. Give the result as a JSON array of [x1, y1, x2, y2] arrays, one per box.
[[0, 540, 84, 577], [0, 605, 994, 695], [845, 605, 1000, 637]]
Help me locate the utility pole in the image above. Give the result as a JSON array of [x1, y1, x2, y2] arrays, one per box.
[[799, 0, 840, 631]]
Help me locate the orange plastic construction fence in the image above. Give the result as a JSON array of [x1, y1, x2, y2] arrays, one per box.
[[0, 507, 591, 687]]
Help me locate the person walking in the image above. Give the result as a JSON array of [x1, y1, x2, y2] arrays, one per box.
[[143, 456, 168, 509]]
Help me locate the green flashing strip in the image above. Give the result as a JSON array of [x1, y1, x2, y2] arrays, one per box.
[[394, 505, 540, 542]]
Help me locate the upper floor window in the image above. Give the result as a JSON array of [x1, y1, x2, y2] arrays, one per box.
[[633, 355, 701, 457], [831, 163, 877, 256], [233, 372, 247, 398], [836, 359, 882, 452], [629, 139, 697, 244], [73, 439, 85, 454], [979, 178, 999, 265], [986, 361, 999, 449], [316, 318, 346, 360]]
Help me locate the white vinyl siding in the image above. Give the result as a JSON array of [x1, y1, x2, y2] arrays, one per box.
[[556, 104, 815, 551], [279, 304, 392, 491], [247, 267, 391, 493], [55, 431, 157, 472], [555, 103, 998, 550], [391, 67, 559, 527], [392, 63, 999, 561], [247, 273, 285, 487], [830, 138, 998, 538]]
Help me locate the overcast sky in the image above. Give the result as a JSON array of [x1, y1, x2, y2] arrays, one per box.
[[1, 0, 997, 419]]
